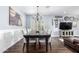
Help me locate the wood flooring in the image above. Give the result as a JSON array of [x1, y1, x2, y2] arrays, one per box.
[[4, 37, 77, 53]]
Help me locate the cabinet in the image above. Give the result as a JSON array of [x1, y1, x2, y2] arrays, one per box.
[[60, 30, 73, 37]]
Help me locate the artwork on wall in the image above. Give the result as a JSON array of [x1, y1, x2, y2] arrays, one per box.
[[55, 19, 58, 28], [9, 6, 22, 26], [64, 16, 70, 21], [55, 16, 62, 18], [64, 16, 79, 21], [52, 18, 53, 25], [73, 21, 77, 27]]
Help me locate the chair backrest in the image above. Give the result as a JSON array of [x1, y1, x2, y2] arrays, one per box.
[[27, 28, 31, 33], [22, 29, 27, 35], [21, 29, 27, 43], [47, 29, 52, 34]]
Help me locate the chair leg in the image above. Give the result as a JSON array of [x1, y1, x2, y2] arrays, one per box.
[[23, 43, 26, 52], [34, 42, 36, 49], [39, 42, 41, 49], [49, 43, 52, 51]]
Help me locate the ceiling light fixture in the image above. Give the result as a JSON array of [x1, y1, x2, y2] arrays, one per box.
[[36, 6, 39, 21]]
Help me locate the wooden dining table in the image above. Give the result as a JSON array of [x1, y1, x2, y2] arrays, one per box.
[[23, 32, 51, 53]]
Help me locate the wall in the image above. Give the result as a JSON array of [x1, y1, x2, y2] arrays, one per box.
[[25, 15, 58, 37], [73, 20, 79, 36], [25, 15, 31, 29], [25, 15, 60, 37], [42, 16, 60, 37], [25, 15, 79, 37], [42, 16, 79, 37], [0, 6, 26, 52], [0, 6, 9, 28]]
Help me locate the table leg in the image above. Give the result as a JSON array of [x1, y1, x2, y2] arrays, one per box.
[[46, 38, 48, 52], [26, 38, 29, 53]]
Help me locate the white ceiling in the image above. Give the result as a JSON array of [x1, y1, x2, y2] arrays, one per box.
[[15, 6, 79, 16]]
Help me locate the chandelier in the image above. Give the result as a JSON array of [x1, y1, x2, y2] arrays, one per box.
[[32, 6, 42, 20], [36, 6, 40, 21]]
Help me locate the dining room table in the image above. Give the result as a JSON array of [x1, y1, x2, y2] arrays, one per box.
[[23, 31, 51, 53]]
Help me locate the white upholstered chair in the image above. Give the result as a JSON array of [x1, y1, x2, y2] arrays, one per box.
[[39, 29, 52, 51], [22, 28, 37, 52]]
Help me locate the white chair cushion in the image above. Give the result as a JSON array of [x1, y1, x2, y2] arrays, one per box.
[[39, 29, 52, 43], [23, 29, 36, 43], [23, 38, 36, 43]]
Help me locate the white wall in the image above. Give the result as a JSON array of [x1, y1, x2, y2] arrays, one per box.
[[0, 6, 26, 30], [25, 15, 79, 37], [0, 6, 26, 52], [0, 6, 9, 28], [25, 15, 60, 37], [73, 20, 79, 36]]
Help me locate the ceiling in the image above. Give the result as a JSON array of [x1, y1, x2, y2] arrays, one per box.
[[15, 6, 79, 16]]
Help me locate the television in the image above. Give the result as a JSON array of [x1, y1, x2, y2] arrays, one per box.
[[59, 22, 72, 30]]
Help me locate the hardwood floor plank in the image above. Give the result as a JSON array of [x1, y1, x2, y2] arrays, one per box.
[[4, 38, 76, 53]]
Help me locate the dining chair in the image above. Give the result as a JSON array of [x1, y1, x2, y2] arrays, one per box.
[[38, 29, 52, 51], [22, 28, 37, 52]]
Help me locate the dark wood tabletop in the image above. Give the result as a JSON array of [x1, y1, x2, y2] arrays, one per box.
[[23, 32, 51, 53]]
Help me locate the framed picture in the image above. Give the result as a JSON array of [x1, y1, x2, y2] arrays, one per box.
[[55, 19, 58, 28], [64, 16, 70, 21], [73, 21, 77, 27], [52, 18, 53, 25], [9, 6, 22, 26]]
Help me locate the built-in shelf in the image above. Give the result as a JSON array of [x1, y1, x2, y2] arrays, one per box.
[[60, 30, 73, 37]]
